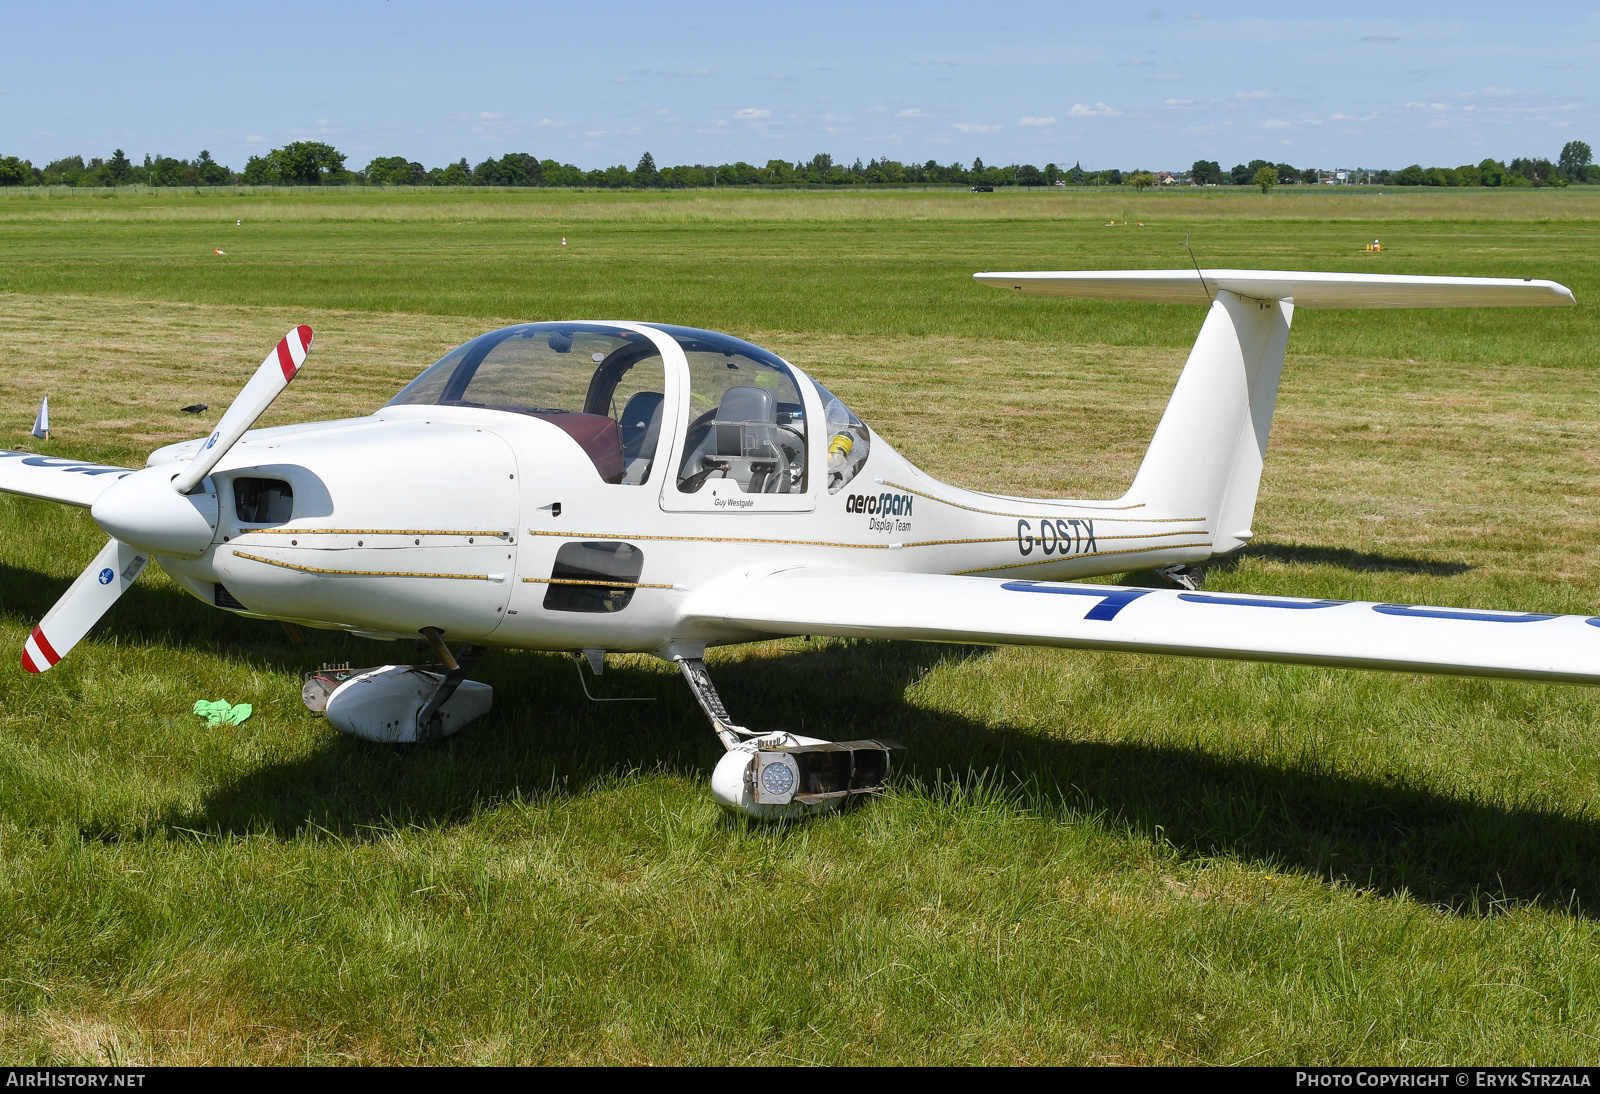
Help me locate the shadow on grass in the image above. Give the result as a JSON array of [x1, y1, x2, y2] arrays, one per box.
[[9, 555, 1583, 917], [159, 633, 1600, 918], [1211, 541, 1474, 579]]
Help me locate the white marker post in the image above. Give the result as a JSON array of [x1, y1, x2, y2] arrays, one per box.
[[30, 396, 48, 441]]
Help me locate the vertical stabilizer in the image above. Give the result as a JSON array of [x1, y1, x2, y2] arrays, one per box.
[[1123, 290, 1292, 554]]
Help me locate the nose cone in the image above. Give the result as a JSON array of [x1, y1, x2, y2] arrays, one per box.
[[91, 465, 219, 559]]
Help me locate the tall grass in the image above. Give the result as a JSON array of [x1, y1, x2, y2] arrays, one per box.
[[2, 185, 1597, 224]]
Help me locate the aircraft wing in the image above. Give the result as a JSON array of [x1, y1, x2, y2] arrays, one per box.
[[972, 269, 1576, 309], [684, 569, 1600, 686], [0, 449, 136, 508]]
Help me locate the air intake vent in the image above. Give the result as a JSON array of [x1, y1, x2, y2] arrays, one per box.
[[214, 583, 248, 610]]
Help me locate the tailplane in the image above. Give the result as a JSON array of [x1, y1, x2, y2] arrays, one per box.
[[974, 268, 1575, 560]]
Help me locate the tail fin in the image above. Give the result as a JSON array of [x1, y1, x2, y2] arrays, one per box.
[[1123, 290, 1291, 555], [973, 268, 1576, 559]]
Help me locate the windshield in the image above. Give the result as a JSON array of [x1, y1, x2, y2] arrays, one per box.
[[386, 323, 666, 485], [647, 324, 809, 496]]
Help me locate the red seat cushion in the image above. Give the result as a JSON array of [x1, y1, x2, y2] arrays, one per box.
[[528, 412, 624, 484]]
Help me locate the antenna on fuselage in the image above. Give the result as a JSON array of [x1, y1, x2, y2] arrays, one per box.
[[1182, 231, 1213, 305]]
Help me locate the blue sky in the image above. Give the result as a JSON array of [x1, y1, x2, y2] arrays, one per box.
[[2, 2, 1595, 172]]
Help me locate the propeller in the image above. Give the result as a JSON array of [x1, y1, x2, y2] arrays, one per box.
[[21, 327, 314, 674], [21, 540, 148, 673], [174, 324, 313, 493]]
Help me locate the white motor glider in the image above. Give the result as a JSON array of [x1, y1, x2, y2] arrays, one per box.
[[0, 270, 1580, 817]]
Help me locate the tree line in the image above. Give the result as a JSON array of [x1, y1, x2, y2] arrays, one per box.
[[1191, 145, 1597, 189], [0, 139, 1593, 189]]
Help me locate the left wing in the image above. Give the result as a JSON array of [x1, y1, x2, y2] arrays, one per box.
[[0, 449, 135, 508], [684, 569, 1600, 686]]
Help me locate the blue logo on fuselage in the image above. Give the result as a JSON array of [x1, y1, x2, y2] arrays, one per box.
[[98, 568, 114, 585]]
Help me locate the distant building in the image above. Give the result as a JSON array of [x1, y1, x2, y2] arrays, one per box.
[[1155, 172, 1175, 185]]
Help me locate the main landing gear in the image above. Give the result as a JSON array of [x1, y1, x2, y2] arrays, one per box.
[[298, 637, 896, 818], [676, 657, 898, 820]]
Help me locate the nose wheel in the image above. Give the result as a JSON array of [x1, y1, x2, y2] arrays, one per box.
[[676, 657, 898, 819]]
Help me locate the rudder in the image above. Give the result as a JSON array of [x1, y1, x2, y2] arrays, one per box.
[[1122, 289, 1293, 555]]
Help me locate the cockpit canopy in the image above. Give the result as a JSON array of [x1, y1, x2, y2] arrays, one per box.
[[386, 322, 871, 494]]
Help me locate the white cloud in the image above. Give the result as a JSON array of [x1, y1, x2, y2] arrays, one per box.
[[1068, 101, 1121, 117], [1165, 98, 1193, 105], [585, 130, 606, 137], [734, 108, 771, 120], [1149, 74, 1182, 82], [896, 107, 930, 117], [1018, 116, 1055, 127], [955, 123, 1002, 133], [1234, 90, 1273, 100], [478, 112, 502, 120], [245, 135, 264, 143], [1262, 119, 1290, 129]]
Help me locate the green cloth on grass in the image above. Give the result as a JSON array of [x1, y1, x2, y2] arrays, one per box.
[[193, 699, 253, 726]]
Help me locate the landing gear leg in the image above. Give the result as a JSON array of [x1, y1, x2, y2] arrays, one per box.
[[416, 627, 484, 743], [677, 656, 755, 750], [676, 656, 898, 819]]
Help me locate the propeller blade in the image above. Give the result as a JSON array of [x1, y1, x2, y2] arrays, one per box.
[[21, 539, 148, 673], [171, 325, 313, 494]]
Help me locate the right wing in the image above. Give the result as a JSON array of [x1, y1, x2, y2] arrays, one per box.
[[0, 449, 135, 508], [684, 568, 1600, 686]]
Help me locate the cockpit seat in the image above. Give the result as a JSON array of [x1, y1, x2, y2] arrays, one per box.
[[714, 386, 777, 457], [619, 390, 664, 484], [703, 385, 795, 493]]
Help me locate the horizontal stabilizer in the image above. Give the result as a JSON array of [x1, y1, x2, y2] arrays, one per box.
[[688, 568, 1600, 687], [0, 449, 134, 508], [973, 269, 1575, 309]]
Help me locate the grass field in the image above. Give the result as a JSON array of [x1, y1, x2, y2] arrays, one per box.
[[2, 186, 1599, 1064]]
